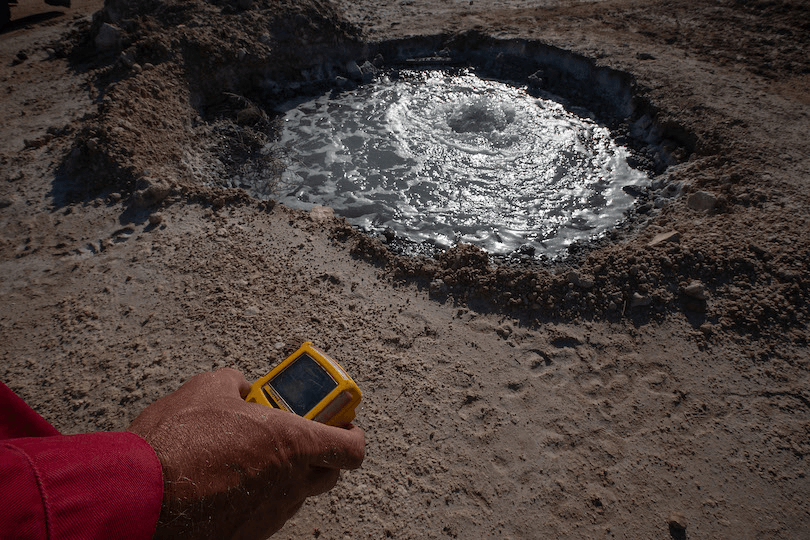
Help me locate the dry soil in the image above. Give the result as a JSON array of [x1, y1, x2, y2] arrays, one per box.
[[1, 1, 808, 539]]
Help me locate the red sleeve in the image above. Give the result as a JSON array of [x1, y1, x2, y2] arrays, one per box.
[[0, 382, 60, 440], [0, 381, 163, 539], [0, 432, 163, 540]]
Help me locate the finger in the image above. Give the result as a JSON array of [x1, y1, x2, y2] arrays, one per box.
[[306, 467, 340, 497], [310, 423, 366, 470], [212, 368, 251, 398]]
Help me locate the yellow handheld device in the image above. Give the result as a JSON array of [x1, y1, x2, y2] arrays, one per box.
[[245, 342, 361, 427]]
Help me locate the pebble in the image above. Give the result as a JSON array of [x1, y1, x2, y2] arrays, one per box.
[[148, 212, 164, 225]]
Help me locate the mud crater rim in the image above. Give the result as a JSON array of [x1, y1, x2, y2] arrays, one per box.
[[210, 35, 691, 261]]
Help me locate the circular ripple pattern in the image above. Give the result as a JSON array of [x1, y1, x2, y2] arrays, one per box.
[[274, 69, 647, 256]]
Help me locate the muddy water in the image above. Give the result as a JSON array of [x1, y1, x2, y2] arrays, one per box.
[[274, 69, 647, 256]]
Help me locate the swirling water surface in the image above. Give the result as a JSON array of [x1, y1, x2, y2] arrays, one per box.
[[274, 69, 647, 256]]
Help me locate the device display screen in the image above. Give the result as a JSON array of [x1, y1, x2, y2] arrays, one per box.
[[269, 353, 338, 415]]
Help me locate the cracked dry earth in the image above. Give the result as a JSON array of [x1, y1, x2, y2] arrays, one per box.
[[1, 0, 809, 539]]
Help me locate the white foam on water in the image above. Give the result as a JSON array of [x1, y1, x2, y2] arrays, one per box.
[[273, 69, 648, 256]]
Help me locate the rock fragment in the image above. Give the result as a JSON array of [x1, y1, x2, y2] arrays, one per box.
[[687, 190, 717, 211], [647, 230, 681, 248]]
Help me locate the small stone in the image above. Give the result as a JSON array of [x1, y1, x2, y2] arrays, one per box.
[[687, 190, 717, 211], [630, 292, 652, 307], [647, 230, 681, 247], [148, 212, 164, 226], [684, 281, 708, 300]]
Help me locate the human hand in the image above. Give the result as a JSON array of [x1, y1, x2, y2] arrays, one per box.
[[128, 368, 365, 540]]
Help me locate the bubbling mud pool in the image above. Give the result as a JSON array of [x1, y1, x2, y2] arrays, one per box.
[[273, 69, 647, 257]]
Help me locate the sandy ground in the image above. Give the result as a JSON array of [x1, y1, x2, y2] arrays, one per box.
[[1, 0, 809, 539]]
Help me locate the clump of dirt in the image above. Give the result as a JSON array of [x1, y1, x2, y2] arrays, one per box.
[[60, 0, 362, 203]]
